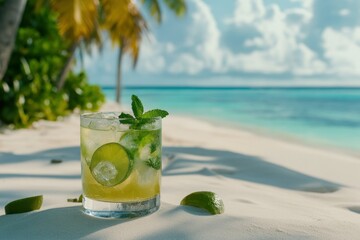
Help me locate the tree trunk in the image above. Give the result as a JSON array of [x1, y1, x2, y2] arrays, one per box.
[[116, 44, 124, 104], [56, 42, 78, 90], [0, 0, 27, 81]]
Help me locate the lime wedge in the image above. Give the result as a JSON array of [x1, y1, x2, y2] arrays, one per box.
[[180, 191, 224, 215], [5, 195, 43, 215], [90, 142, 132, 187]]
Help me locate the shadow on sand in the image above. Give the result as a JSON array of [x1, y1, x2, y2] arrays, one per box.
[[0, 146, 344, 239], [0, 203, 245, 240], [163, 146, 341, 193], [0, 145, 341, 193], [0, 146, 80, 164], [0, 206, 134, 239]]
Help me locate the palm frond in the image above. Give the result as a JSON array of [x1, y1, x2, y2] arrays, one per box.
[[34, 0, 50, 12], [51, 0, 99, 42], [141, 0, 162, 23], [101, 0, 148, 67], [163, 0, 186, 17]]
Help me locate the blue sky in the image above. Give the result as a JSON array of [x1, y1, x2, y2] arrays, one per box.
[[82, 0, 360, 87]]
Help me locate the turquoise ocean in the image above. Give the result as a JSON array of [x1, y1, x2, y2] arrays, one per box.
[[103, 87, 360, 153]]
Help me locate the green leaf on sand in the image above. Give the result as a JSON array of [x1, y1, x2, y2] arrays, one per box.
[[131, 95, 144, 118], [180, 191, 224, 215], [67, 194, 83, 203], [5, 195, 43, 215], [50, 159, 63, 164]]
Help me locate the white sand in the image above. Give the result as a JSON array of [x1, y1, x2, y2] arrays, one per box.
[[1, 102, 360, 239]]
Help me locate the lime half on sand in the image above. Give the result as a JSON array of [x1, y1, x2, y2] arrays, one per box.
[[5, 195, 43, 215], [180, 191, 225, 215]]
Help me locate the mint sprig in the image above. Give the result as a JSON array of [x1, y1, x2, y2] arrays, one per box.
[[119, 95, 169, 129], [145, 158, 161, 170]]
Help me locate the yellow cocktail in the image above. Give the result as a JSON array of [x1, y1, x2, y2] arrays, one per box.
[[80, 111, 163, 218]]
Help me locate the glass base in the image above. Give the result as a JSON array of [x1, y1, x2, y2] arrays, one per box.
[[82, 195, 160, 219]]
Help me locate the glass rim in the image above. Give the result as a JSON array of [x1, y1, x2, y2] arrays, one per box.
[[80, 112, 162, 121]]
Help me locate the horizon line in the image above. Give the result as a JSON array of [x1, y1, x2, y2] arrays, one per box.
[[101, 85, 360, 90]]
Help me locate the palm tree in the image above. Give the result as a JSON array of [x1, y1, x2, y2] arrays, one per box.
[[0, 0, 27, 81], [50, 0, 186, 103], [0, 0, 187, 102], [49, 0, 101, 90], [141, 0, 187, 23], [101, 0, 147, 103], [103, 0, 187, 103]]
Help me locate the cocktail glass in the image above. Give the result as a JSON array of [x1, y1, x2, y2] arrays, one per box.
[[80, 112, 161, 218]]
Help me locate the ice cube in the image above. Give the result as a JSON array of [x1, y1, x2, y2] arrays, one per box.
[[119, 131, 141, 151], [135, 164, 158, 186], [139, 143, 152, 161], [140, 121, 160, 130], [92, 161, 118, 183], [88, 119, 111, 130]]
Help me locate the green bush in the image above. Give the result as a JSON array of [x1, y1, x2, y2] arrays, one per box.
[[0, 0, 105, 128], [64, 72, 105, 112]]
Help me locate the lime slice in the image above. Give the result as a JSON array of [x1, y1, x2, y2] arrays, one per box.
[[90, 142, 132, 187], [5, 195, 43, 215], [180, 191, 224, 215]]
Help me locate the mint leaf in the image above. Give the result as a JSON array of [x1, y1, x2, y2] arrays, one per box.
[[129, 119, 154, 129], [120, 119, 136, 124], [119, 112, 136, 124], [131, 95, 144, 118], [138, 118, 155, 124], [145, 158, 161, 170], [119, 112, 134, 119], [142, 109, 169, 119]]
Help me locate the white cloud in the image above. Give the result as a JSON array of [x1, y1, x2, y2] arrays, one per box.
[[136, 35, 167, 73], [224, 0, 325, 75], [84, 0, 360, 86], [134, 0, 328, 76], [169, 0, 223, 74], [191, 0, 223, 71], [169, 53, 204, 74], [322, 27, 360, 75], [291, 44, 326, 75], [339, 9, 350, 17], [126, 0, 224, 75], [225, 0, 266, 25], [290, 0, 313, 11]]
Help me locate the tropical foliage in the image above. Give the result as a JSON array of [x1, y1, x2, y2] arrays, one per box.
[[46, 0, 187, 102], [0, 0, 104, 128], [0, 0, 186, 128]]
